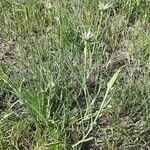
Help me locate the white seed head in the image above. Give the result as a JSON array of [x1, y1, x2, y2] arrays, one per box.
[[54, 16, 60, 23], [80, 30, 93, 41], [44, 1, 54, 10], [98, 2, 112, 10], [107, 105, 112, 109], [46, 3, 53, 10]]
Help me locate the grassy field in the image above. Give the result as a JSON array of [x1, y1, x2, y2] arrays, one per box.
[[0, 0, 150, 149]]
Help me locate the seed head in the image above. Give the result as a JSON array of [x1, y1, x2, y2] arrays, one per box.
[[80, 30, 93, 41], [107, 105, 112, 109], [54, 16, 60, 24], [45, 2, 53, 10], [98, 2, 112, 10], [41, 1, 54, 10]]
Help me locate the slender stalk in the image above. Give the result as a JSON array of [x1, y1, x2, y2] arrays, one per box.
[[83, 40, 89, 115], [96, 11, 103, 39]]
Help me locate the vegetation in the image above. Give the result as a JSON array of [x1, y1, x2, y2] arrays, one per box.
[[0, 0, 149, 149]]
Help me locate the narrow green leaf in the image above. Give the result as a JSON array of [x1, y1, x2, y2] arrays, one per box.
[[107, 68, 121, 91]]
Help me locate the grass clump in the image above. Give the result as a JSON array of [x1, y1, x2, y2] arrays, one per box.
[[0, 0, 150, 149]]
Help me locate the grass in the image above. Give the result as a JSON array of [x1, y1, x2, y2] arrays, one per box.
[[0, 0, 150, 149]]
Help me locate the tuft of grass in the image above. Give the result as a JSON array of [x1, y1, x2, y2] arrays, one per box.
[[0, 0, 149, 149]]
